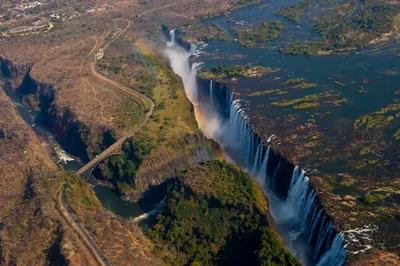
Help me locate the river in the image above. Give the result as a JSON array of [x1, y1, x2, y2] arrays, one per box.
[[4, 78, 152, 221], [163, 0, 400, 264]]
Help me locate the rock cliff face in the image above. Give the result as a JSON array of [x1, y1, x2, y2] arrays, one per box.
[[195, 77, 347, 265], [124, 133, 220, 201], [0, 57, 115, 162], [0, 58, 30, 89], [0, 88, 95, 265], [1, 48, 221, 205], [0, 86, 162, 265]]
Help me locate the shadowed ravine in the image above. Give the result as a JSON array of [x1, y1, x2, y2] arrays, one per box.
[[164, 30, 347, 266]]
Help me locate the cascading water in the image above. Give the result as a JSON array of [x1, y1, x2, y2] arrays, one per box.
[[165, 30, 199, 104], [210, 80, 214, 105], [164, 30, 346, 266], [252, 143, 263, 174], [286, 168, 347, 265]]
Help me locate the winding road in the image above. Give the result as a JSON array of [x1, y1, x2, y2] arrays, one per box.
[[75, 60, 155, 176], [75, 22, 155, 176], [60, 19, 155, 266], [57, 185, 111, 266], [75, 0, 183, 178]]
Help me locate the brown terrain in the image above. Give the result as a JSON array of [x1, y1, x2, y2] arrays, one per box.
[[349, 250, 400, 266], [0, 88, 96, 265], [0, 0, 259, 159], [0, 0, 261, 265], [0, 48, 162, 266]]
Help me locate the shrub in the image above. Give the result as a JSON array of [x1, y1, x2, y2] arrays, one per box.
[[362, 193, 385, 204]]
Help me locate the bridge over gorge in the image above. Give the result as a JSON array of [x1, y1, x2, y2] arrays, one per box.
[[75, 96, 154, 178], [76, 23, 155, 179], [75, 137, 124, 180]]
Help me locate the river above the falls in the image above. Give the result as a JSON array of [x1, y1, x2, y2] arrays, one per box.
[[164, 0, 400, 264], [199, 0, 400, 125]]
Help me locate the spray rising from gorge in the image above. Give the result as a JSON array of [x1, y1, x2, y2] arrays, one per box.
[[164, 30, 346, 266]]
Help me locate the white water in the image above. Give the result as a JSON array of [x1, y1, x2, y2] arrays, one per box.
[[164, 30, 346, 266], [165, 30, 199, 104], [210, 80, 214, 105], [48, 137, 75, 164], [131, 197, 166, 223]]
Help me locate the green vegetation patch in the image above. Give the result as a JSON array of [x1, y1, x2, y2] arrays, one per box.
[[295, 82, 318, 89], [273, 0, 315, 23], [259, 4, 269, 10], [280, 0, 400, 53], [64, 172, 102, 213], [340, 178, 355, 187], [283, 78, 317, 90], [97, 135, 155, 189], [284, 78, 305, 84], [311, 0, 355, 34], [354, 115, 394, 130], [332, 98, 349, 107], [147, 161, 300, 266], [181, 24, 232, 42], [359, 146, 372, 156], [279, 40, 330, 55], [248, 89, 287, 96], [367, 160, 378, 165], [381, 70, 400, 76], [354, 102, 400, 130], [361, 193, 385, 204], [393, 129, 400, 140], [199, 65, 275, 79], [233, 20, 284, 47], [98, 49, 157, 97], [375, 103, 400, 115], [293, 102, 320, 110], [271, 92, 337, 107], [354, 100, 400, 130]]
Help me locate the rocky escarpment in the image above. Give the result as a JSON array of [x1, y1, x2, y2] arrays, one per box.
[[124, 133, 221, 201], [0, 57, 115, 162], [0, 59, 30, 89], [196, 76, 347, 265], [197, 71, 400, 261], [0, 87, 98, 265]]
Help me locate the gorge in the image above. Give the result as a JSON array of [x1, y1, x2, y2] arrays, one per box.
[[1, 0, 399, 264], [164, 29, 346, 266]]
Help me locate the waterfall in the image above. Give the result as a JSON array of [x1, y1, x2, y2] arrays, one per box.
[[165, 30, 198, 103], [210, 80, 214, 105], [271, 160, 281, 192], [225, 98, 254, 163], [317, 233, 347, 266], [283, 167, 347, 265], [169, 29, 176, 45], [252, 143, 263, 174], [164, 29, 346, 266], [260, 146, 270, 175]]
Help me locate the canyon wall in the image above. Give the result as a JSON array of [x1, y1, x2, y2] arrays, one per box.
[[197, 77, 347, 265], [0, 58, 115, 162]]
